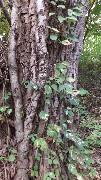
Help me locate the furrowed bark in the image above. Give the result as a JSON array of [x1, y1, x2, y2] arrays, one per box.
[[14, 0, 48, 179], [7, 0, 88, 179], [8, 0, 23, 144]]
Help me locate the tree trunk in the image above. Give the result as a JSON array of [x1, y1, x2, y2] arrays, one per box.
[[8, 0, 88, 179]]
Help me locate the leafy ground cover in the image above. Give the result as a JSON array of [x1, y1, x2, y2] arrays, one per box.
[[78, 56, 101, 180]]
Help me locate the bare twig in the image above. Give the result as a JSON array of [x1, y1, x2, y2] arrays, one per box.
[[0, 0, 11, 25]]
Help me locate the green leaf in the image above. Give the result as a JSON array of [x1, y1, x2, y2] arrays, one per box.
[[68, 9, 73, 16], [34, 163, 38, 170], [50, 34, 58, 40], [73, 11, 82, 17], [65, 84, 73, 94], [39, 111, 49, 120], [33, 171, 38, 177], [50, 1, 56, 5], [44, 85, 52, 95], [79, 88, 89, 96], [53, 159, 59, 164], [7, 108, 12, 115], [58, 16, 66, 23], [69, 98, 79, 106], [67, 16, 78, 22], [48, 26, 59, 33], [4, 92, 11, 100], [48, 159, 53, 165], [66, 77, 75, 83], [56, 63, 66, 70], [40, 139, 47, 151], [68, 35, 79, 42], [75, 138, 84, 150], [65, 109, 74, 117], [0, 156, 4, 161], [31, 84, 38, 90], [0, 105, 9, 112], [77, 174, 84, 180], [0, 114, 4, 121], [51, 84, 58, 91], [68, 164, 78, 176], [55, 169, 60, 176], [64, 131, 76, 142], [55, 69, 60, 77], [34, 139, 40, 147], [35, 153, 41, 161], [57, 5, 65, 9], [61, 39, 71, 46], [47, 129, 56, 137], [45, 98, 50, 105], [48, 172, 56, 179], [11, 149, 17, 154], [8, 154, 15, 162], [49, 12, 55, 17]]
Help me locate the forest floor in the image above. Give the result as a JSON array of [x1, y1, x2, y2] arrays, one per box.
[[78, 60, 101, 180]]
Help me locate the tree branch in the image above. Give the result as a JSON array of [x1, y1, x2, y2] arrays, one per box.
[[0, 0, 11, 25], [84, 0, 96, 40]]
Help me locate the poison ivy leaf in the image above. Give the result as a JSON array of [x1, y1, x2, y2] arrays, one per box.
[[8, 154, 15, 162], [48, 159, 53, 165], [55, 69, 60, 77], [0, 156, 4, 161], [59, 0, 66, 1], [57, 5, 65, 9], [68, 164, 78, 176], [55, 169, 60, 176], [50, 34, 58, 40], [68, 35, 79, 42], [4, 92, 11, 100], [73, 11, 82, 16], [66, 77, 75, 83], [39, 111, 49, 120], [51, 84, 58, 91], [0, 114, 4, 121], [40, 139, 47, 151], [67, 16, 78, 22], [31, 84, 38, 90], [48, 26, 59, 33], [61, 39, 71, 46], [69, 98, 79, 106], [50, 1, 56, 5], [44, 85, 52, 95], [0, 105, 9, 112], [77, 175, 84, 180], [66, 109, 74, 117], [56, 63, 66, 70], [34, 139, 40, 147], [53, 159, 59, 164], [7, 108, 12, 115], [34, 163, 38, 170], [68, 9, 73, 16], [75, 138, 84, 150], [48, 172, 56, 179], [79, 88, 89, 96], [11, 149, 17, 154], [58, 16, 66, 23], [49, 12, 55, 17], [45, 98, 50, 105], [64, 84, 73, 94], [32, 171, 38, 177]]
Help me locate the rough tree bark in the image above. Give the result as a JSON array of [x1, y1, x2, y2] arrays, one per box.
[[7, 0, 88, 179]]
